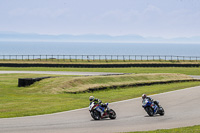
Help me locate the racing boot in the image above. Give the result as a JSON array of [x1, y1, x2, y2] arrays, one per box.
[[154, 101, 160, 108], [101, 112, 105, 119], [96, 108, 104, 118]]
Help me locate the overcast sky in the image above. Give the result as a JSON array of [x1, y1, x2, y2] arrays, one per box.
[[0, 0, 200, 38]]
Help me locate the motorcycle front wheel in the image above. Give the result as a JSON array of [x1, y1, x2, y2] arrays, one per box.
[[146, 107, 154, 116], [159, 107, 165, 116], [91, 110, 101, 120], [109, 109, 116, 119]]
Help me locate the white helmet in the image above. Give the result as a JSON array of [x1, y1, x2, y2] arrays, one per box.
[[142, 94, 147, 99], [89, 96, 94, 101]]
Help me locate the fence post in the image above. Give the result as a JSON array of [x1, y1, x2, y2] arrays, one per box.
[[70, 55, 72, 62], [63, 55, 65, 62], [87, 56, 89, 62]]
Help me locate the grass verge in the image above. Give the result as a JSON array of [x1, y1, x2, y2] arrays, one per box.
[[0, 67, 200, 75], [0, 73, 200, 118], [128, 125, 200, 133], [28, 73, 194, 93]]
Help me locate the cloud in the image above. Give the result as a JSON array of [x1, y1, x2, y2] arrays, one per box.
[[92, 4, 162, 24], [8, 8, 27, 16], [8, 7, 70, 18], [143, 5, 162, 15]]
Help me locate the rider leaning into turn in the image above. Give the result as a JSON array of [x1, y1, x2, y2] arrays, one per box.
[[89, 96, 108, 117], [142, 94, 160, 107]]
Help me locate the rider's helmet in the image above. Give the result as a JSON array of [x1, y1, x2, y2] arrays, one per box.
[[89, 96, 94, 101], [142, 94, 147, 99]]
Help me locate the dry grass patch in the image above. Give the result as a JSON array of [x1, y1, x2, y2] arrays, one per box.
[[27, 73, 194, 94]]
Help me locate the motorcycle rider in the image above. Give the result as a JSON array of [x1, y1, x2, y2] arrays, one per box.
[[142, 94, 160, 108], [89, 96, 108, 118]]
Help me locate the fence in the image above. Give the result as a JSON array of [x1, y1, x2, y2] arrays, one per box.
[[0, 55, 200, 62]]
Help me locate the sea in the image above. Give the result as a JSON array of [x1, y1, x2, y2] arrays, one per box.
[[0, 41, 200, 56]]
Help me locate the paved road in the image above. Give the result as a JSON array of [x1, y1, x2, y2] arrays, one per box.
[[189, 75, 200, 79], [0, 71, 124, 76], [0, 86, 200, 133], [1, 71, 199, 79]]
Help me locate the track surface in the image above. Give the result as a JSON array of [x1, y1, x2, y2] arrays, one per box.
[[0, 86, 200, 133], [0, 71, 124, 76]]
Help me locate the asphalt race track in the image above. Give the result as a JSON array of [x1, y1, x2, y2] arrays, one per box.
[[0, 85, 200, 133], [0, 71, 124, 76], [0, 71, 200, 133]]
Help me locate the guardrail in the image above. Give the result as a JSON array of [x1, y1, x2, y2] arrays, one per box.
[[0, 55, 200, 62]]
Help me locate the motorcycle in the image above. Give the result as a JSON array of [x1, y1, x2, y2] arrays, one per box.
[[89, 102, 116, 120], [142, 99, 164, 116]]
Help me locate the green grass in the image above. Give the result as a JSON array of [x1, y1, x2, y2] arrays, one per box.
[[0, 67, 200, 75], [129, 125, 200, 133], [0, 73, 200, 118]]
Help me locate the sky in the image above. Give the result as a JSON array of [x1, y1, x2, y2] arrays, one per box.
[[0, 0, 200, 38]]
